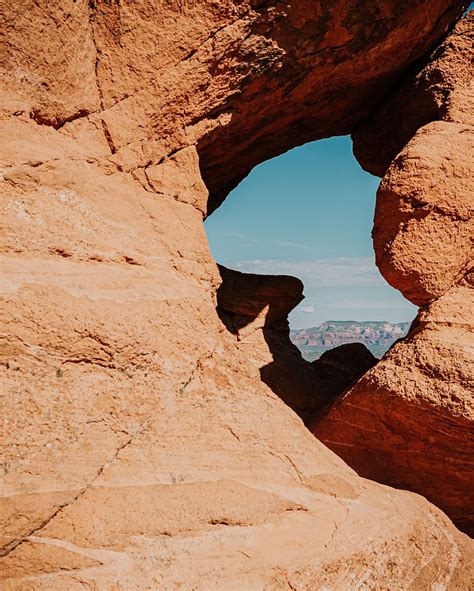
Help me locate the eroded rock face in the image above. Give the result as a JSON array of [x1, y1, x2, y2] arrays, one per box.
[[313, 286, 474, 534], [1, 0, 466, 208], [353, 12, 473, 177], [315, 13, 474, 535], [1, 1, 473, 588], [373, 120, 473, 306], [216, 264, 304, 330], [216, 266, 377, 423]]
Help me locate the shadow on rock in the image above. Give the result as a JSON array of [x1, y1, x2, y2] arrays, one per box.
[[216, 264, 377, 425]]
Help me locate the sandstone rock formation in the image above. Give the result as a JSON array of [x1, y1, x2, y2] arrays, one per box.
[[216, 266, 377, 423], [352, 13, 474, 176], [313, 285, 474, 534], [314, 12, 474, 536], [1, 1, 473, 588], [373, 120, 473, 306], [216, 264, 304, 332], [290, 320, 410, 360]]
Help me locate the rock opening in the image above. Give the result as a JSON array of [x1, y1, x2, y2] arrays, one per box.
[[2, 1, 472, 586], [204, 138, 414, 425]]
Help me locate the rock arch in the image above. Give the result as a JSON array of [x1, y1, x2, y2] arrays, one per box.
[[314, 14, 474, 535], [1, 1, 472, 587]]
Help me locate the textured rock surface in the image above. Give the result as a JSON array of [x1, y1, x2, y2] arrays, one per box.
[[313, 286, 474, 535], [1, 0, 473, 588], [314, 13, 474, 536], [373, 120, 473, 306], [353, 12, 473, 176], [1, 0, 466, 209], [216, 266, 377, 423]]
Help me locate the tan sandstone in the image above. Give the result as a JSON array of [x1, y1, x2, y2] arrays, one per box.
[[1, 1, 473, 589]]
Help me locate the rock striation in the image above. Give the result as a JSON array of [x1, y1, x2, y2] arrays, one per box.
[[1, 1, 473, 588], [315, 12, 474, 536]]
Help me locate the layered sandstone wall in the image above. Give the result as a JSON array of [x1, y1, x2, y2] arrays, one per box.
[[1, 1, 473, 588]]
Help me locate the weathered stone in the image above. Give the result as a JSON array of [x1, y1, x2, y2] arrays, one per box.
[[216, 264, 304, 329], [353, 12, 473, 177], [1, 1, 473, 588], [312, 285, 474, 535], [373, 120, 473, 306], [216, 267, 379, 423]]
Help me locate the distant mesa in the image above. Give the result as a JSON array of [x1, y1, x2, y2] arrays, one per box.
[[290, 320, 411, 361], [2, 0, 472, 586]]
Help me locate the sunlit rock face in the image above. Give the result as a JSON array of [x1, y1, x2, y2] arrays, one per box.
[[315, 13, 474, 536], [1, 1, 473, 588]]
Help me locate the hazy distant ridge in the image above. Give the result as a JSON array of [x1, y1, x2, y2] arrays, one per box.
[[290, 320, 411, 361]]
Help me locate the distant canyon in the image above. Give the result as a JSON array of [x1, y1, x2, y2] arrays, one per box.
[[290, 320, 411, 360]]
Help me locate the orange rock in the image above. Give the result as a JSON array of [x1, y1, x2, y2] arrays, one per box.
[[374, 121, 473, 306], [312, 285, 474, 535], [1, 1, 473, 588], [315, 14, 474, 537], [353, 12, 473, 177]]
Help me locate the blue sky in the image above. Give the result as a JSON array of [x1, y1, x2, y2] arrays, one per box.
[[205, 136, 417, 329]]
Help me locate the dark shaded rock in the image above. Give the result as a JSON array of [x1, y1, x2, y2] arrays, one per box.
[[216, 264, 303, 327], [315, 342, 378, 380], [217, 266, 378, 424]]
